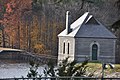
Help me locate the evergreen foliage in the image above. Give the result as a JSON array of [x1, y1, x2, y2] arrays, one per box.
[[44, 57, 90, 80], [27, 61, 41, 78], [43, 60, 56, 80], [58, 57, 89, 77]]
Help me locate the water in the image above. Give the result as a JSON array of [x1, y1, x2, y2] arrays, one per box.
[[0, 63, 45, 78]]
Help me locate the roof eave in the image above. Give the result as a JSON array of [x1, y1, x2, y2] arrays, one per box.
[[74, 36, 117, 39]]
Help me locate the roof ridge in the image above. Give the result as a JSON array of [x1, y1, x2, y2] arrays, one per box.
[[58, 12, 116, 39], [70, 12, 90, 29]]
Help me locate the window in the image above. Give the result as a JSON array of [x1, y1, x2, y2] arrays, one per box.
[[63, 42, 65, 54], [92, 44, 98, 60], [68, 43, 69, 54]]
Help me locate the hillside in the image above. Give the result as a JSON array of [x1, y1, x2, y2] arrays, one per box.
[[0, 0, 120, 56]]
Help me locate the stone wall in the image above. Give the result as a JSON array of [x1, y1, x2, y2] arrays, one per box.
[[75, 38, 116, 63], [58, 37, 75, 62]]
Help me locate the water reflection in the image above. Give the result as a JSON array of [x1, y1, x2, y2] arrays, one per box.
[[0, 60, 44, 78]]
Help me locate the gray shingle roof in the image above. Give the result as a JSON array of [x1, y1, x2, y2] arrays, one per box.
[[75, 24, 116, 38], [58, 12, 117, 39]]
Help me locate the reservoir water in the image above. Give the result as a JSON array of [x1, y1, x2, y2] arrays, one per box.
[[0, 62, 45, 78]]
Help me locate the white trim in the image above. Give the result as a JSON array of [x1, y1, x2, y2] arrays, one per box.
[[63, 40, 66, 42], [67, 41, 70, 43], [75, 55, 90, 59], [59, 54, 74, 57], [75, 55, 89, 57], [0, 50, 3, 52], [63, 39, 69, 54], [99, 56, 115, 58], [62, 40, 71, 55], [90, 41, 100, 60]]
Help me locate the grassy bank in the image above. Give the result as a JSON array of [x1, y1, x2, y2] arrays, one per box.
[[86, 62, 120, 77]]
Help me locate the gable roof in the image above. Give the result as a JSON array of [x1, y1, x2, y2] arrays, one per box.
[[58, 12, 117, 39]]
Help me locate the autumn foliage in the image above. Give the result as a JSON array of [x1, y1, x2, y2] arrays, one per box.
[[0, 0, 64, 55]]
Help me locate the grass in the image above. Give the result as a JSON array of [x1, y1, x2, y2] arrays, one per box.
[[87, 63, 102, 71], [87, 62, 120, 72], [86, 62, 120, 77], [114, 64, 120, 72]]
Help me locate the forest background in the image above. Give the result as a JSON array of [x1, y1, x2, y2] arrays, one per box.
[[0, 0, 120, 57]]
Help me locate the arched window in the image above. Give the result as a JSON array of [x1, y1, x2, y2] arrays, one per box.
[[68, 43, 69, 54], [63, 43, 65, 54], [92, 44, 98, 60]]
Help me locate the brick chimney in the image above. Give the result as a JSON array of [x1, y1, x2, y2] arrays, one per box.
[[66, 11, 71, 34]]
